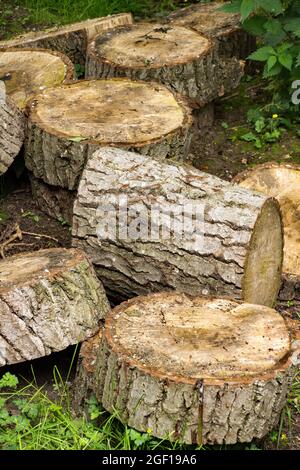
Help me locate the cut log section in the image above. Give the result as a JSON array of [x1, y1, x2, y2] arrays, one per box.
[[0, 14, 133, 66], [234, 163, 300, 303], [86, 23, 244, 105], [74, 292, 298, 445], [0, 248, 110, 366], [0, 48, 74, 110], [72, 147, 283, 307], [25, 79, 193, 189], [0, 81, 25, 175], [30, 174, 75, 225], [167, 1, 255, 59]]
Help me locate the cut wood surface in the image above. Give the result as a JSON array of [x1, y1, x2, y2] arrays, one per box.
[[234, 163, 300, 303], [72, 147, 283, 307], [74, 292, 298, 445], [86, 23, 244, 105], [30, 174, 75, 225], [0, 81, 25, 175], [0, 14, 133, 65], [25, 79, 193, 189], [0, 48, 74, 109], [0, 248, 110, 366], [167, 1, 255, 59]]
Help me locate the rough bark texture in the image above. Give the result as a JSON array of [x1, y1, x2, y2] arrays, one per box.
[[167, 1, 255, 59], [74, 292, 298, 445], [29, 174, 75, 225], [72, 147, 283, 307], [0, 248, 110, 366], [85, 23, 244, 106], [234, 162, 300, 304], [0, 48, 74, 110], [0, 81, 25, 175], [0, 14, 133, 66], [25, 79, 193, 190]]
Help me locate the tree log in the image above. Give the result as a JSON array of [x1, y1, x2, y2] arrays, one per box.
[[0, 81, 25, 175], [29, 174, 75, 225], [167, 1, 255, 59], [72, 147, 283, 307], [0, 248, 110, 366], [25, 79, 193, 190], [85, 23, 244, 106], [74, 292, 298, 445], [0, 14, 133, 66], [234, 163, 300, 304], [0, 48, 74, 110]]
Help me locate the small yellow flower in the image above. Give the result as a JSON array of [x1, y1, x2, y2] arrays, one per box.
[[272, 114, 278, 119], [147, 428, 153, 434]]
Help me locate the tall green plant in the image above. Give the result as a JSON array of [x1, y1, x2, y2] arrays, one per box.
[[221, 0, 300, 113]]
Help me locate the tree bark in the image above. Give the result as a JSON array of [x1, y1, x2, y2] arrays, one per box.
[[0, 48, 74, 110], [25, 79, 193, 190], [29, 174, 75, 225], [166, 1, 255, 59], [234, 162, 300, 304], [72, 147, 283, 307], [74, 292, 298, 445], [0, 81, 25, 175], [0, 14, 133, 66], [0, 248, 110, 366], [85, 23, 245, 106]]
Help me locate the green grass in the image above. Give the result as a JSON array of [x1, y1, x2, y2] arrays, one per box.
[[0, 369, 204, 450], [0, 363, 299, 450], [23, 0, 182, 26]]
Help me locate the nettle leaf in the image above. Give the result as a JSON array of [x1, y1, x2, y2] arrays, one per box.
[[268, 55, 278, 71], [248, 46, 276, 61], [247, 107, 263, 123], [243, 16, 266, 36], [218, 0, 242, 13], [263, 62, 282, 78], [256, 0, 284, 15], [278, 53, 293, 70], [241, 0, 256, 20], [277, 43, 293, 54], [284, 17, 300, 37], [263, 19, 286, 45]]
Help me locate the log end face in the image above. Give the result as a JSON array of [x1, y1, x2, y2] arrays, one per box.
[[243, 197, 284, 307], [89, 23, 212, 69], [0, 48, 73, 109]]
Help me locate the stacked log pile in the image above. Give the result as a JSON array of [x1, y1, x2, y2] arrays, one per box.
[[0, 8, 299, 447]]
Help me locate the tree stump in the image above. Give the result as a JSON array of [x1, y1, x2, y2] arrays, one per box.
[[25, 79, 193, 190], [72, 147, 283, 307], [74, 292, 298, 445], [0, 81, 25, 175], [0, 14, 133, 66], [234, 163, 300, 304], [167, 1, 255, 59], [85, 23, 244, 106], [0, 248, 110, 366], [0, 48, 74, 110], [29, 174, 75, 225]]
